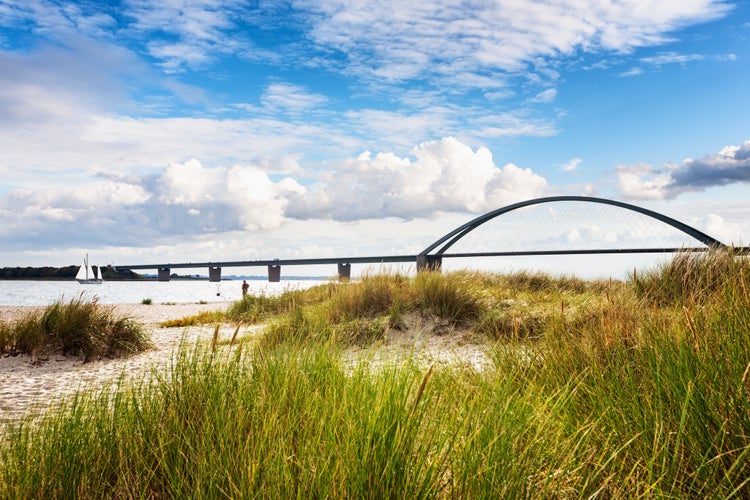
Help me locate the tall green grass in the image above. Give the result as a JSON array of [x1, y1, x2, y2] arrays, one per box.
[[0, 295, 150, 361], [252, 270, 615, 348], [2, 252, 749, 497]]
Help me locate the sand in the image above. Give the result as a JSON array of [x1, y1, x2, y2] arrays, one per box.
[[0, 303, 490, 424], [0, 303, 238, 423]]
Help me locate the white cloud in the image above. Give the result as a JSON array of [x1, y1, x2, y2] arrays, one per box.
[[640, 52, 705, 65], [2, 0, 733, 93], [475, 113, 557, 138], [261, 82, 328, 111], [616, 164, 677, 200], [619, 67, 644, 77], [562, 158, 582, 172], [0, 137, 548, 252], [159, 159, 226, 206], [616, 140, 750, 200], [698, 213, 746, 245], [158, 159, 307, 231], [0, 180, 153, 249], [528, 88, 557, 103], [295, 0, 732, 87], [5, 182, 150, 212], [225, 163, 307, 230], [619, 50, 734, 77], [123, 0, 250, 71], [288, 137, 548, 219], [0, 0, 117, 39]]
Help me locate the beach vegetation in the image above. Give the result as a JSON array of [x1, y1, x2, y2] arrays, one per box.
[[0, 295, 150, 362], [1, 250, 749, 497]]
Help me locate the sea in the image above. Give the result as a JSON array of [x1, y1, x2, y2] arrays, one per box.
[[0, 279, 329, 307]]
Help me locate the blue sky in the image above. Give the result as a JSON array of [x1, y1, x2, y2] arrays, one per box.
[[1, 0, 749, 277]]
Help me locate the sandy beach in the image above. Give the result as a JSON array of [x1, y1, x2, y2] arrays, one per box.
[[0, 303, 489, 424], [0, 303, 238, 423]]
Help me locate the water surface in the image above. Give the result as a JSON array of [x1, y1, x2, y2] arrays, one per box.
[[0, 279, 326, 306]]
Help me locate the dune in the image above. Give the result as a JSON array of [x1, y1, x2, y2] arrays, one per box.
[[0, 302, 490, 423]]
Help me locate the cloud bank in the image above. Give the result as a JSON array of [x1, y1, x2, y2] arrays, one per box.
[[617, 140, 750, 200], [0, 137, 547, 251]]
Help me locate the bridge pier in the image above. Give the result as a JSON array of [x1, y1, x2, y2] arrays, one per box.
[[208, 266, 221, 282], [337, 262, 351, 280], [268, 264, 281, 282], [416, 255, 442, 273], [158, 268, 171, 281]]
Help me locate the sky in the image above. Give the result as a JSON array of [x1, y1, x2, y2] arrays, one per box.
[[1, 0, 749, 278]]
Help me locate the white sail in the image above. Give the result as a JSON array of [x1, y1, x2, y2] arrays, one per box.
[[75, 265, 86, 281], [76, 254, 103, 283]]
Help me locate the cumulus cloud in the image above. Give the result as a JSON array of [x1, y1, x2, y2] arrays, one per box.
[[158, 159, 307, 231], [0, 137, 548, 250], [287, 137, 548, 220], [617, 141, 750, 200], [616, 164, 675, 200]]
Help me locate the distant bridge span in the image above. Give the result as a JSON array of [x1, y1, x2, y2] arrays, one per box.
[[114, 196, 738, 282]]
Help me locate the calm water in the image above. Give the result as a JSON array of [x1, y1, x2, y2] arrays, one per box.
[[0, 279, 328, 307]]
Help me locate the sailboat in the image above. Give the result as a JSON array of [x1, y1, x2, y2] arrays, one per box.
[[76, 254, 103, 284]]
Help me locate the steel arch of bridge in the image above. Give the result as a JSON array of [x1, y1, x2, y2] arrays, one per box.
[[419, 195, 725, 258], [115, 196, 738, 281]]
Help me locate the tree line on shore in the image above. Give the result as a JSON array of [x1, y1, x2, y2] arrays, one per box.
[[0, 266, 143, 280]]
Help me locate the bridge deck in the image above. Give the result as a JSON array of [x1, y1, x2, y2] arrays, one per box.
[[114, 246, 748, 273], [115, 254, 419, 271]]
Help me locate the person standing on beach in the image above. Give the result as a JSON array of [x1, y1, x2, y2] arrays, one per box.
[[241, 280, 249, 297]]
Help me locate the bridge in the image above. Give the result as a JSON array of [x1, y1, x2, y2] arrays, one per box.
[[114, 196, 743, 282]]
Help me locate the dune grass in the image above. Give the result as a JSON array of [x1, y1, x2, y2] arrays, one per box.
[[1, 250, 749, 497], [165, 269, 618, 349], [0, 295, 150, 362]]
